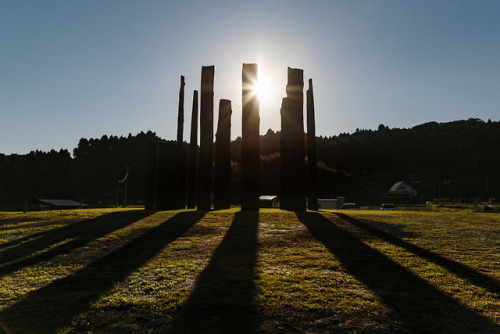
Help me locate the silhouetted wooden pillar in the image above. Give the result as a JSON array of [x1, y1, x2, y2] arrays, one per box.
[[280, 98, 292, 210], [176, 147, 187, 209], [146, 141, 186, 210], [241, 63, 260, 211], [214, 99, 232, 210], [307, 79, 318, 211], [285, 67, 306, 211], [187, 90, 199, 209], [160, 144, 187, 210], [197, 66, 215, 210], [177, 75, 185, 146]]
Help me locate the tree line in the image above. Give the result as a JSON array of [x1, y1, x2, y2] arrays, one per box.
[[1, 118, 498, 210]]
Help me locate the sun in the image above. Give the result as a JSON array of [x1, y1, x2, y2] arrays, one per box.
[[243, 64, 282, 116], [251, 74, 272, 102]]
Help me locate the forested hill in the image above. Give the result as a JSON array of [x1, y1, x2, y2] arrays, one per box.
[[235, 118, 499, 201], [0, 131, 163, 209], [317, 118, 499, 175], [316, 118, 500, 201], [1, 118, 499, 209]]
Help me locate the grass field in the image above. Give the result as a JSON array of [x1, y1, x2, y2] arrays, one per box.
[[0, 208, 498, 333]]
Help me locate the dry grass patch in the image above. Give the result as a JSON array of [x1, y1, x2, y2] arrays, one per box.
[[0, 208, 498, 333]]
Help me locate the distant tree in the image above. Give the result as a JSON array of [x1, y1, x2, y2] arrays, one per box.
[[73, 131, 161, 204], [1, 119, 498, 209]]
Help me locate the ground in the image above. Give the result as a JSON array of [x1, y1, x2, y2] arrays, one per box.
[[0, 207, 498, 333]]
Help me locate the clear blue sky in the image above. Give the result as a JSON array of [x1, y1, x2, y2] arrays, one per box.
[[1, 0, 499, 155]]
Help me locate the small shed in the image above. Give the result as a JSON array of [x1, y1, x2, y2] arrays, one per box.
[[318, 196, 345, 210], [259, 195, 280, 208], [38, 199, 88, 210]]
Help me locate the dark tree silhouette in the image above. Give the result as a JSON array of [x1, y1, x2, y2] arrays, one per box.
[[145, 141, 159, 210], [1, 119, 499, 210]]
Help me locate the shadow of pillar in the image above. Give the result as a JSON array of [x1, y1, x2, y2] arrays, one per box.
[[0, 210, 152, 276], [296, 211, 497, 333], [0, 211, 205, 334], [169, 211, 259, 333], [335, 212, 500, 296]]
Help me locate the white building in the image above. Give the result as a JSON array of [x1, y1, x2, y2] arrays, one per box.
[[386, 181, 417, 198]]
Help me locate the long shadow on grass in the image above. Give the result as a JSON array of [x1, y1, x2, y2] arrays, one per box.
[[0, 222, 56, 232], [297, 212, 497, 333], [0, 229, 52, 251], [0, 210, 205, 334], [0, 215, 45, 226], [168, 211, 259, 334], [0, 210, 152, 276], [0, 219, 80, 251], [336, 212, 500, 296]]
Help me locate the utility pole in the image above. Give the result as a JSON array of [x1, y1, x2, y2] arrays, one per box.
[[117, 167, 131, 207]]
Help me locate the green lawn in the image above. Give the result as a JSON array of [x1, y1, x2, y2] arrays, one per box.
[[0, 208, 498, 333]]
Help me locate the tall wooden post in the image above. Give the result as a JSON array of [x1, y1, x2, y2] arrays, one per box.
[[146, 141, 186, 210], [307, 79, 318, 211], [241, 63, 260, 211], [214, 99, 232, 210], [280, 98, 291, 210], [187, 90, 199, 209], [197, 66, 215, 210], [284, 67, 306, 211], [177, 75, 185, 146]]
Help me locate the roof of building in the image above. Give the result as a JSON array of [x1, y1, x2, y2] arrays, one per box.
[[38, 199, 88, 207], [389, 181, 410, 192], [259, 195, 279, 201]]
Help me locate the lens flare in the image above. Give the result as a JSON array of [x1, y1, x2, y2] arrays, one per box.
[[251, 73, 273, 103]]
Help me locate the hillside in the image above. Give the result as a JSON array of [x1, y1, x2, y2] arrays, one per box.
[[0, 118, 498, 209]]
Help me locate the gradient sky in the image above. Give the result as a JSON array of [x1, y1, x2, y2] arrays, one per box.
[[1, 0, 499, 155]]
